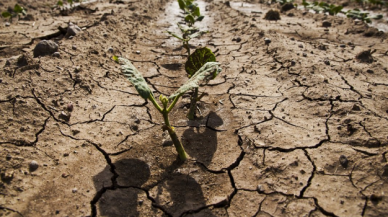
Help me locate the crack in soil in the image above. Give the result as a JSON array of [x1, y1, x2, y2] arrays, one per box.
[[0, 206, 23, 217]]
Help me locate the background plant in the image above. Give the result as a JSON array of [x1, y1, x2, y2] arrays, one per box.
[[178, 0, 204, 26], [345, 8, 383, 23], [185, 47, 217, 120], [1, 4, 27, 22], [302, 0, 343, 15], [114, 56, 221, 161], [167, 23, 207, 56], [167, 0, 207, 56]]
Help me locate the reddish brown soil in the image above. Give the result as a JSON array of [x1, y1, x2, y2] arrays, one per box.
[[1, 0, 387, 216]]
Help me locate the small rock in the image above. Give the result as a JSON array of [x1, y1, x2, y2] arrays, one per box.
[[339, 155, 348, 168], [131, 125, 139, 131], [5, 22, 10, 27], [298, 44, 303, 48], [138, 200, 144, 205], [52, 52, 60, 58], [235, 37, 241, 43], [63, 153, 69, 157], [72, 45, 77, 50], [6, 154, 12, 160], [67, 103, 74, 112], [303, 53, 307, 57], [107, 47, 114, 53], [322, 20, 332, 27], [72, 188, 78, 193], [136, 50, 141, 54], [366, 69, 374, 74], [264, 38, 271, 45], [324, 60, 330, 65], [62, 173, 69, 178], [1, 170, 14, 181], [29, 160, 39, 171], [257, 184, 264, 192], [72, 129, 80, 135], [290, 37, 295, 41], [66, 23, 82, 37], [340, 44, 346, 48], [33, 40, 59, 57], [58, 111, 70, 122], [352, 104, 361, 111]]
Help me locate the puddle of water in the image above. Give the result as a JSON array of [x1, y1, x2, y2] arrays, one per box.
[[231, 1, 388, 32]]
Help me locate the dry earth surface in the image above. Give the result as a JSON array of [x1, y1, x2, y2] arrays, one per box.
[[1, 0, 388, 216]]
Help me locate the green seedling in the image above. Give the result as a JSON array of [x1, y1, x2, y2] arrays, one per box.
[[302, 0, 343, 15], [114, 56, 221, 161], [185, 47, 217, 120], [1, 4, 27, 22], [167, 23, 208, 56], [178, 0, 204, 26], [346, 8, 383, 23]]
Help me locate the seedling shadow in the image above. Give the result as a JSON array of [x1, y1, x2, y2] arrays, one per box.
[[92, 158, 151, 217], [182, 111, 223, 166], [93, 157, 216, 216]]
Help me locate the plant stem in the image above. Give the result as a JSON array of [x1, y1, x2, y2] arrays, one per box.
[[187, 87, 198, 120], [162, 111, 187, 161], [148, 95, 163, 113]]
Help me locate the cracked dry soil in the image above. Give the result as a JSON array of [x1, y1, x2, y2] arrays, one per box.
[[1, 0, 388, 216]]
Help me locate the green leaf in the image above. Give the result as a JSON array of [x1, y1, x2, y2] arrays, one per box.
[[185, 14, 195, 25], [118, 57, 154, 100], [177, 23, 198, 33], [185, 47, 216, 77], [14, 4, 23, 13], [193, 6, 200, 17], [196, 15, 205, 21], [370, 14, 383, 20], [177, 0, 186, 10], [1, 11, 12, 18], [188, 30, 208, 39], [166, 31, 185, 41], [57, 0, 64, 6], [112, 55, 119, 63], [169, 62, 221, 100]]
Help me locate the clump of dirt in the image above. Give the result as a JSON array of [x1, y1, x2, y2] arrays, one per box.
[[356, 50, 374, 63], [264, 9, 281, 21], [281, 3, 294, 12]]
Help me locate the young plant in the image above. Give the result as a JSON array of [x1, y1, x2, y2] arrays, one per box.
[[346, 9, 383, 23], [167, 23, 208, 56], [302, 0, 343, 15], [177, 0, 204, 26], [113, 56, 221, 161], [185, 47, 217, 120], [1, 4, 27, 22]]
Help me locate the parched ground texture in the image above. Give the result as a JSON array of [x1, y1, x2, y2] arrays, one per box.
[[0, 0, 388, 216]]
